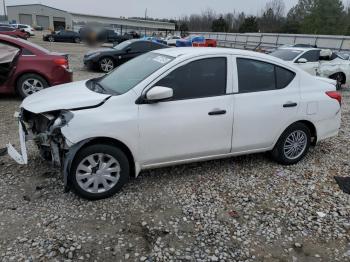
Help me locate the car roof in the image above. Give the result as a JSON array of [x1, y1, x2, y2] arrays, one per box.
[[153, 47, 284, 60], [278, 47, 319, 52]]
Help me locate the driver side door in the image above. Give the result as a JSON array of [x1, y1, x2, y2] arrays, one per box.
[[138, 56, 234, 166]]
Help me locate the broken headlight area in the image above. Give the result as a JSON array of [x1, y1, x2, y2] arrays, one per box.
[[21, 108, 74, 166]]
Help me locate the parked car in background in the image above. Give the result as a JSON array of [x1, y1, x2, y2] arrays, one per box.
[[166, 35, 181, 46], [141, 36, 167, 45], [0, 26, 28, 40], [34, 25, 44, 31], [12, 24, 35, 37], [176, 35, 217, 47], [43, 30, 81, 43], [84, 39, 168, 72], [97, 29, 120, 43], [9, 48, 341, 199], [0, 34, 72, 98], [270, 47, 350, 89]]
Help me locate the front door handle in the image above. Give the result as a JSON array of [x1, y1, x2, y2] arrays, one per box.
[[283, 102, 298, 108], [209, 110, 227, 116]]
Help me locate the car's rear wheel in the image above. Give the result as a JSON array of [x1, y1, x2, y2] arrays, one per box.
[[271, 123, 311, 165], [99, 57, 115, 73], [16, 74, 49, 98], [74, 37, 81, 43], [70, 144, 130, 200]]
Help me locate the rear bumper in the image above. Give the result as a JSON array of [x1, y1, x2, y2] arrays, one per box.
[[315, 110, 341, 142], [51, 70, 73, 86]]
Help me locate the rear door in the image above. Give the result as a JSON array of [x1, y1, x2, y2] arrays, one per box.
[[138, 55, 235, 165], [232, 57, 300, 152]]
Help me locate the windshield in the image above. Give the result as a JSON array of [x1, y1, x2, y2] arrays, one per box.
[[114, 40, 132, 50], [98, 52, 174, 95], [270, 49, 303, 61]]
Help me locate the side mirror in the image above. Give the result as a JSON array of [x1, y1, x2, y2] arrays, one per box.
[[137, 86, 173, 104], [297, 58, 308, 63]]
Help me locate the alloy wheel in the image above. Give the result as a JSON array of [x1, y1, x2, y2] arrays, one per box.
[[283, 130, 307, 160], [75, 153, 121, 194], [100, 58, 114, 72], [21, 78, 44, 97]]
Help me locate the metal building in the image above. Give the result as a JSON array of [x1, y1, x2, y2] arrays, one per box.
[[6, 4, 175, 32]]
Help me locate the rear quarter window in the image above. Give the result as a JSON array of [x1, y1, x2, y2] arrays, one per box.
[[237, 58, 295, 93], [276, 66, 296, 89]]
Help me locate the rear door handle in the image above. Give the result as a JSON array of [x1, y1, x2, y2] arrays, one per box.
[[209, 110, 227, 116], [283, 102, 298, 108]]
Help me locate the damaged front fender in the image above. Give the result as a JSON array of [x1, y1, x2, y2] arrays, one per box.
[[62, 139, 92, 191]]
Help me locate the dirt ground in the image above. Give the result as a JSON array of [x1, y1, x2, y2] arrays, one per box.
[[0, 34, 350, 262]]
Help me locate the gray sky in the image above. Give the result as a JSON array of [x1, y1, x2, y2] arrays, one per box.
[[1, 0, 302, 18]]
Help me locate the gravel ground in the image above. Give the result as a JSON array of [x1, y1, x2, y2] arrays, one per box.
[[0, 35, 350, 262]]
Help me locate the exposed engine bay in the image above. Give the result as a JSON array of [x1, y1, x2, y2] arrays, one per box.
[[19, 109, 74, 166]]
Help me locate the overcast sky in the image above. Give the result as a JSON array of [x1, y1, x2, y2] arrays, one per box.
[[1, 0, 303, 18]]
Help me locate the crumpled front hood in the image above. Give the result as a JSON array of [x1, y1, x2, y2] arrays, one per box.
[[21, 80, 111, 114]]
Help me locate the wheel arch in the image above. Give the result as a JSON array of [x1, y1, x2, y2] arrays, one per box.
[[275, 120, 318, 147], [329, 71, 346, 84], [15, 71, 50, 95]]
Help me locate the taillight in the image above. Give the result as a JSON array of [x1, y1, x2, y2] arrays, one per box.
[[54, 58, 69, 69], [326, 91, 342, 106]]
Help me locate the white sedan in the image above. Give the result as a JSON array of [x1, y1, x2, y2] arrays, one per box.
[[166, 35, 181, 46], [7, 48, 342, 199], [270, 47, 350, 89]]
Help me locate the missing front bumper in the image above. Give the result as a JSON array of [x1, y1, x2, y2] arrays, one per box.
[[7, 121, 28, 165]]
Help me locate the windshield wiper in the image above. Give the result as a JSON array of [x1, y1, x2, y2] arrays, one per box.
[[94, 81, 107, 93]]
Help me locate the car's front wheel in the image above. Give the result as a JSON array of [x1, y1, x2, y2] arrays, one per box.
[[99, 57, 115, 73], [74, 37, 81, 43], [16, 73, 49, 98], [70, 144, 130, 200], [48, 36, 55, 42], [271, 123, 311, 165]]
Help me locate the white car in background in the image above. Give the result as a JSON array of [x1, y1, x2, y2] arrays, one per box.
[[7, 48, 342, 200], [13, 24, 35, 37], [166, 35, 181, 46], [270, 47, 350, 89]]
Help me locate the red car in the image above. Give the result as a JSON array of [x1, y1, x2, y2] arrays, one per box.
[[0, 35, 73, 98], [0, 25, 28, 40], [192, 39, 217, 47]]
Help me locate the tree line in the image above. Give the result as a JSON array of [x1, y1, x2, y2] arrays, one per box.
[[174, 0, 350, 35]]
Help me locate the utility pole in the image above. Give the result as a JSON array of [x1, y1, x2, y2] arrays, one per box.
[[144, 8, 147, 36], [3, 0, 7, 21]]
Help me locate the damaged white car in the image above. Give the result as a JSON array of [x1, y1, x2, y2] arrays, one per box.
[[7, 48, 342, 200], [270, 47, 350, 89]]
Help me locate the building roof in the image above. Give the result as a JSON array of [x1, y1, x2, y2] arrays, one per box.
[[7, 4, 69, 13], [7, 4, 175, 28]]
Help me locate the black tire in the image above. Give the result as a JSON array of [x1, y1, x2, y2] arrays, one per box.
[[16, 73, 49, 99], [70, 144, 130, 200], [48, 36, 55, 42], [99, 57, 115, 73], [330, 73, 345, 90], [74, 37, 81, 43], [271, 123, 311, 165]]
